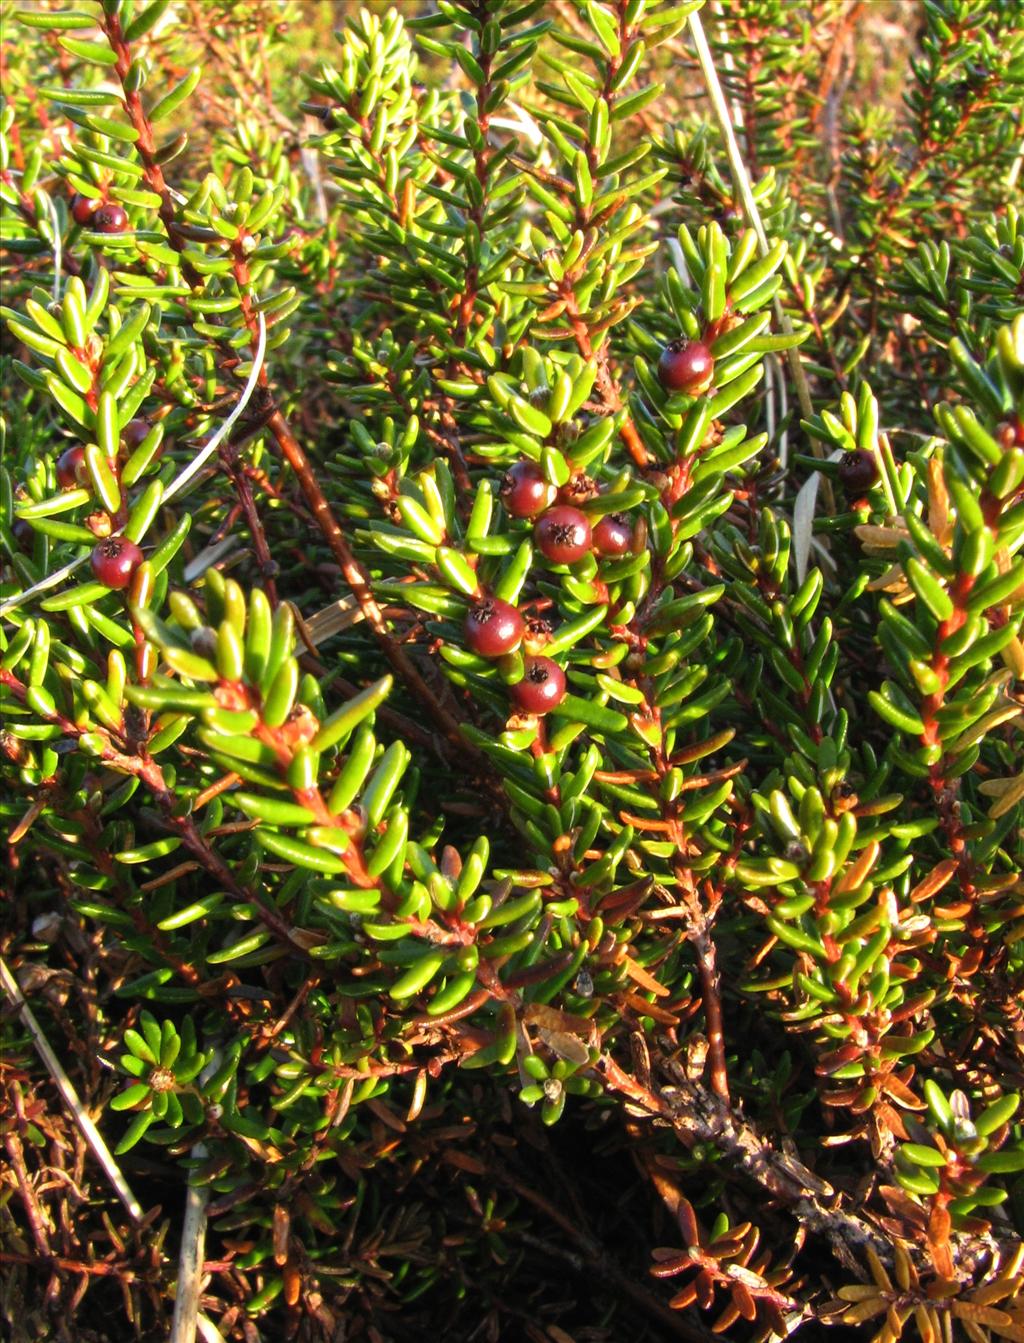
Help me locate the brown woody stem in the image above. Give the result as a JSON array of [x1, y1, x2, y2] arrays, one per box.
[[265, 409, 470, 750]]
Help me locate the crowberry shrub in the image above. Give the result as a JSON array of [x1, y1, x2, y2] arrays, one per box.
[[1, 1, 1023, 1340]]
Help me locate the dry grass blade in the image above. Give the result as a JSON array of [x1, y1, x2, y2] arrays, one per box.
[[685, 8, 814, 429], [302, 594, 365, 645], [687, 4, 833, 584], [0, 955, 144, 1224]]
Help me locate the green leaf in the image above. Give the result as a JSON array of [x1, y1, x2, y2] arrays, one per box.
[[868, 683, 926, 737], [104, 302, 151, 363], [163, 646, 218, 681], [16, 9, 99, 28], [311, 676, 392, 754], [923, 1080, 952, 1130], [905, 557, 953, 622], [149, 67, 202, 122], [114, 1109, 155, 1153], [6, 318, 63, 358], [729, 240, 787, 304], [390, 951, 446, 1000], [41, 581, 111, 612], [436, 546, 480, 596], [124, 0, 172, 41], [975, 1149, 1024, 1174], [59, 35, 120, 64], [397, 493, 445, 545], [234, 794, 317, 826], [361, 741, 409, 827], [157, 893, 225, 930], [124, 479, 163, 543], [899, 1142, 946, 1168], [427, 969, 478, 1016], [54, 347, 93, 396], [585, 0, 620, 55], [115, 837, 183, 864], [974, 1094, 1020, 1137], [765, 917, 826, 959], [262, 659, 298, 728], [206, 930, 273, 964], [508, 396, 552, 438], [550, 693, 629, 734], [84, 115, 139, 142], [110, 1083, 152, 1111], [253, 829, 348, 874]]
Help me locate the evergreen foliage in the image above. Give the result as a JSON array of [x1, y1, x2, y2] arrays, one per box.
[[1, 1, 1023, 1339]]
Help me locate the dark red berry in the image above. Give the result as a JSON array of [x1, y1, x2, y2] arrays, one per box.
[[90, 536, 143, 590], [501, 460, 556, 519], [464, 597, 525, 658], [70, 193, 100, 226], [592, 512, 633, 557], [56, 445, 87, 490], [511, 656, 566, 715], [121, 418, 151, 452], [93, 203, 129, 234], [534, 506, 592, 565], [837, 450, 879, 494], [657, 338, 715, 394]]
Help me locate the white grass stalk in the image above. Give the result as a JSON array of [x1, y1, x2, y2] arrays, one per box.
[[0, 550, 91, 619], [0, 315, 267, 619], [42, 190, 62, 303], [163, 313, 267, 505], [0, 955, 144, 1224], [687, 8, 814, 434], [169, 1143, 210, 1343]]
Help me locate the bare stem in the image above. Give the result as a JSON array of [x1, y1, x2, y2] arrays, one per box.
[[265, 409, 472, 751]]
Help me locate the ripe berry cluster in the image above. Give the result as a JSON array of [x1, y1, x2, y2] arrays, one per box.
[[463, 597, 565, 712], [459, 457, 642, 717], [500, 461, 635, 565], [70, 192, 129, 234], [463, 458, 643, 715], [463, 595, 566, 715]]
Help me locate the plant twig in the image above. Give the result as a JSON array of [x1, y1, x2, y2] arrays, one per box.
[[487, 1159, 712, 1341], [0, 669, 300, 950], [597, 1052, 994, 1280], [0, 955, 144, 1225], [265, 408, 473, 752], [94, 5, 476, 757], [4, 1130, 52, 1256]]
